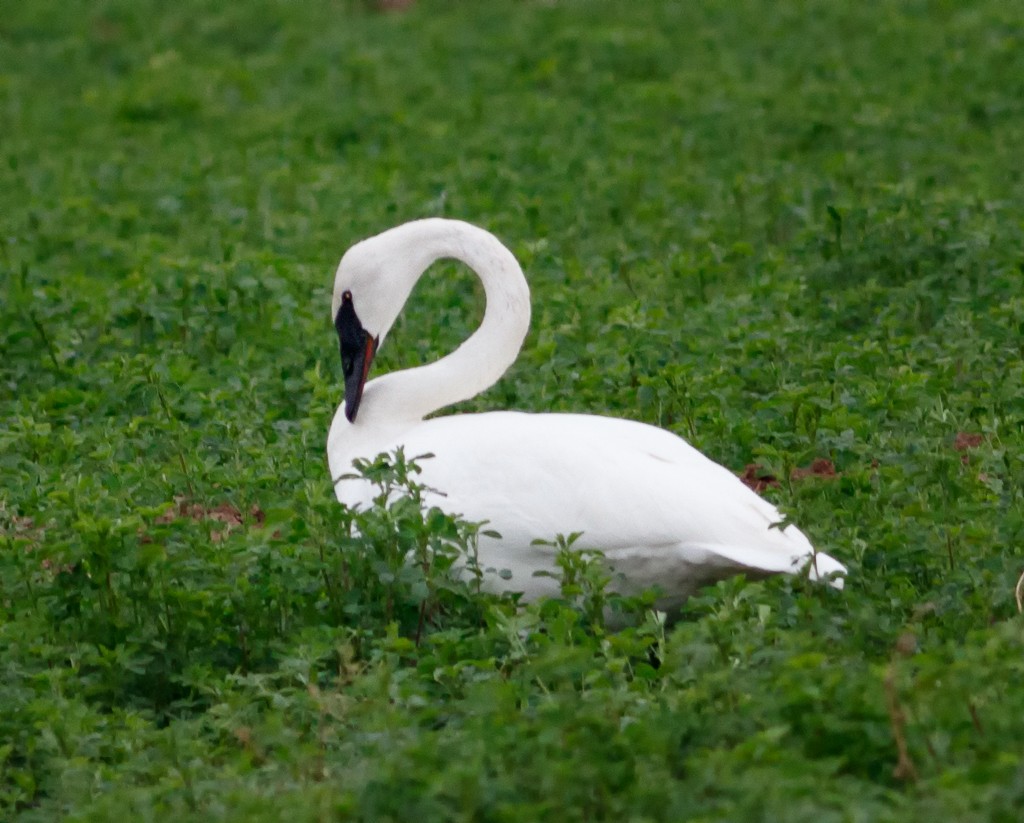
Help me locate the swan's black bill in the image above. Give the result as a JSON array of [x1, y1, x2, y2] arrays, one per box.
[[335, 293, 377, 423]]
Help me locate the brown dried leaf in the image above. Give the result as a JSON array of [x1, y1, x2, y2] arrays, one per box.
[[1, 503, 46, 550], [207, 503, 244, 525], [738, 458, 840, 494], [146, 498, 260, 543], [738, 464, 780, 493], [791, 457, 837, 480], [954, 432, 984, 451]]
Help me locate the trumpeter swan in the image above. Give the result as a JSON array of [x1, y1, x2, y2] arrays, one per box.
[[327, 219, 845, 611]]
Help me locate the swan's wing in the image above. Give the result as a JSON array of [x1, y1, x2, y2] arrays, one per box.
[[338, 411, 845, 597]]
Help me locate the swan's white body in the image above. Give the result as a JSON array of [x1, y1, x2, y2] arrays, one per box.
[[327, 219, 845, 609]]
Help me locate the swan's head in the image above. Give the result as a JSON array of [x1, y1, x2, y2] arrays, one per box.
[[331, 218, 527, 423], [331, 221, 444, 422]]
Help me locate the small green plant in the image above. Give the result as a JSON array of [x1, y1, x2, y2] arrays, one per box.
[[332, 448, 502, 641], [531, 532, 656, 635]]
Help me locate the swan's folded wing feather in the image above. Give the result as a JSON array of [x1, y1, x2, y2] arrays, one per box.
[[386, 411, 845, 582]]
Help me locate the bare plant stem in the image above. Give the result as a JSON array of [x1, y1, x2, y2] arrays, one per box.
[[884, 638, 919, 783], [29, 310, 63, 372], [149, 374, 196, 497]]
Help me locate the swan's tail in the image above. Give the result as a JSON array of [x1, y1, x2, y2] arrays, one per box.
[[706, 543, 847, 590], [803, 550, 847, 590]]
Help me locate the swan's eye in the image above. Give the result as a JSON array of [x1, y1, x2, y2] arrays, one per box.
[[342, 290, 353, 303]]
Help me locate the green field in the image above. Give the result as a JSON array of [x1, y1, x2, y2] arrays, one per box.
[[3, 0, 1024, 819]]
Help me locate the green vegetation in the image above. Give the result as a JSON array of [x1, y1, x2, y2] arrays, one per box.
[[2, 0, 1023, 819]]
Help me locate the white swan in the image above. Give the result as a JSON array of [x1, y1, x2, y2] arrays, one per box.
[[327, 219, 846, 611]]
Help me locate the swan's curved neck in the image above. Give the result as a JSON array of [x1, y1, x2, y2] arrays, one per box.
[[364, 221, 531, 422]]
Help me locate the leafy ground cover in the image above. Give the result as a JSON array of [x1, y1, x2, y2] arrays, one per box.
[[2, 0, 1023, 819]]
